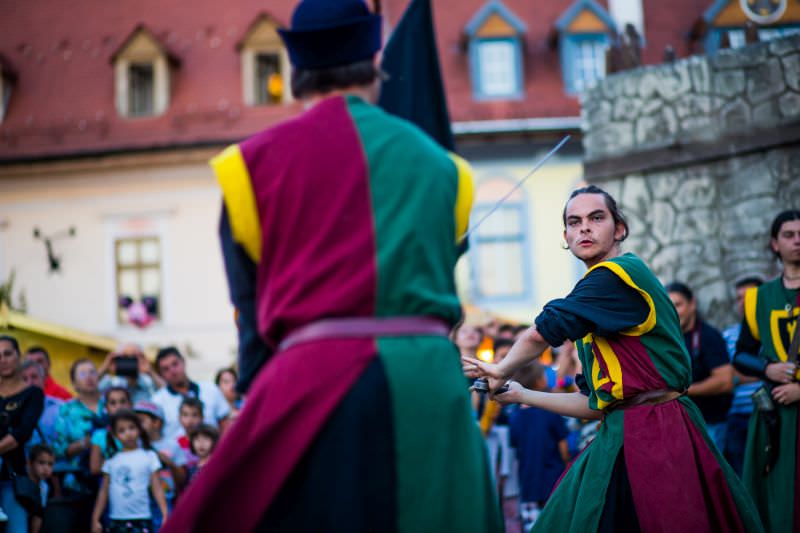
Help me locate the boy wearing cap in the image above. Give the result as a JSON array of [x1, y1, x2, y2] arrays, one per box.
[[134, 400, 186, 528], [163, 0, 501, 532]]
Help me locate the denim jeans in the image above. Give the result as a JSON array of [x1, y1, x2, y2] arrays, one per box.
[[705, 421, 728, 454], [0, 480, 28, 533], [725, 413, 751, 477]]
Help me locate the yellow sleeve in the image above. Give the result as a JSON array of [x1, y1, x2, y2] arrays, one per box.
[[743, 286, 760, 342], [449, 152, 475, 244], [210, 145, 262, 263]]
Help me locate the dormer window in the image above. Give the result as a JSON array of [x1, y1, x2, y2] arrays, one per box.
[[554, 0, 616, 95], [464, 0, 526, 101], [0, 54, 17, 123], [110, 25, 180, 118], [238, 14, 291, 106]]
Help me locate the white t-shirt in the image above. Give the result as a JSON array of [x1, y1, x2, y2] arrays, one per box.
[[102, 448, 162, 520], [151, 382, 231, 441]]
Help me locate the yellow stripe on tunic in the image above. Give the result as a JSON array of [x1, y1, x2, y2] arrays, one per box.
[[449, 152, 474, 244], [211, 145, 262, 263]]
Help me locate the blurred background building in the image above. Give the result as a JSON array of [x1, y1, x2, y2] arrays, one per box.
[[1, 0, 799, 374]]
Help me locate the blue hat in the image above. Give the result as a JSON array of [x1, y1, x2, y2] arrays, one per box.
[[278, 0, 382, 70]]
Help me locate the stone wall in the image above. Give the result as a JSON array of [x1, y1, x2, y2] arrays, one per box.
[[581, 35, 800, 328]]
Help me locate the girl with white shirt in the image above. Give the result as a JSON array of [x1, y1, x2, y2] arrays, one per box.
[[91, 410, 167, 533]]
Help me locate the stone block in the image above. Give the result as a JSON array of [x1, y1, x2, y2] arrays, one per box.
[[638, 63, 693, 102], [747, 58, 786, 104], [584, 122, 634, 159], [688, 56, 712, 94], [719, 159, 777, 205], [674, 174, 717, 208], [710, 43, 768, 69], [671, 208, 720, 243], [779, 91, 800, 119], [752, 100, 782, 127], [635, 106, 678, 146], [783, 54, 800, 92], [769, 35, 800, 57], [584, 99, 613, 128], [712, 69, 746, 98], [620, 174, 652, 219], [649, 172, 684, 201], [717, 98, 751, 131], [675, 95, 713, 119], [612, 97, 644, 122], [650, 199, 676, 244]]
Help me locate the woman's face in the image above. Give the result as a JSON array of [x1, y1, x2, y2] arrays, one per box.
[[72, 361, 99, 394], [217, 371, 237, 402], [0, 340, 21, 378]]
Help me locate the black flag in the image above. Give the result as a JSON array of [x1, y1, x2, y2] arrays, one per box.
[[378, 0, 455, 151]]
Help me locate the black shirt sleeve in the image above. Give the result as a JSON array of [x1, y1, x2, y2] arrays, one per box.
[[219, 204, 273, 394], [8, 386, 44, 445], [534, 267, 651, 346], [734, 316, 761, 357]]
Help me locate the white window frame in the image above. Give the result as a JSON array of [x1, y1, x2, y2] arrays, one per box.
[[240, 18, 291, 106], [114, 32, 171, 118]]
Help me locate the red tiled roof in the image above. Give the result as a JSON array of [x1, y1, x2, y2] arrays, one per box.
[[0, 0, 703, 161]]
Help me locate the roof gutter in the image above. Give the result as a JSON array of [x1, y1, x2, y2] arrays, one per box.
[[452, 116, 582, 136]]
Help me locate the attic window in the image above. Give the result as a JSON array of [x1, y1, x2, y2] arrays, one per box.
[[0, 55, 16, 123], [238, 14, 290, 106], [554, 0, 616, 95], [129, 63, 155, 116], [111, 26, 179, 118], [464, 0, 527, 101]]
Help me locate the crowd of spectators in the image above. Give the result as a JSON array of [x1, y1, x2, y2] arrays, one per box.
[[0, 338, 237, 533]]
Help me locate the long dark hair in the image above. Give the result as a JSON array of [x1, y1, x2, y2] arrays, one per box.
[[562, 185, 630, 242], [770, 209, 800, 259], [107, 409, 151, 456]]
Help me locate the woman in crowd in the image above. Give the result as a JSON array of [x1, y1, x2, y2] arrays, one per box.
[[53, 359, 105, 496], [0, 335, 45, 533]]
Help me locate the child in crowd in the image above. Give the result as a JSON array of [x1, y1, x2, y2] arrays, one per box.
[[92, 410, 168, 533], [89, 386, 132, 475], [508, 362, 570, 531], [186, 424, 219, 484], [176, 397, 204, 466], [135, 400, 187, 529], [27, 444, 55, 533]]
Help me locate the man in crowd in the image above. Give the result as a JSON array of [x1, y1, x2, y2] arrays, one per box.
[[666, 281, 734, 450], [97, 342, 163, 403], [722, 275, 764, 476], [150, 347, 230, 441], [25, 346, 72, 400], [163, 0, 501, 531], [21, 360, 64, 450], [734, 209, 800, 533]]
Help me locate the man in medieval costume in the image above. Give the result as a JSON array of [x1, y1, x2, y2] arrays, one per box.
[[465, 185, 763, 532], [734, 209, 800, 533], [162, 1, 502, 532]]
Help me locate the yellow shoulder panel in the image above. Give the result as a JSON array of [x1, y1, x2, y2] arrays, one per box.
[[449, 152, 475, 244], [585, 260, 656, 336], [743, 286, 760, 342], [210, 145, 262, 263]]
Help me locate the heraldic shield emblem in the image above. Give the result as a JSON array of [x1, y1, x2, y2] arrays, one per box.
[[771, 306, 800, 361], [741, 0, 788, 25]]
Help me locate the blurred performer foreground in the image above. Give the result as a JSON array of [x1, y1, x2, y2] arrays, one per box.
[[465, 186, 763, 533], [162, 1, 502, 532]]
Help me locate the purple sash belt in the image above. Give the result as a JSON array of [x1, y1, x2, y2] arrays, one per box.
[[277, 316, 451, 351]]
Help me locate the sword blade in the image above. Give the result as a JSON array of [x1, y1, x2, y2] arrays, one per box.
[[460, 135, 571, 242]]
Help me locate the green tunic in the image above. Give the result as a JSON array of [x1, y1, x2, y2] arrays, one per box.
[[741, 278, 800, 533]]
